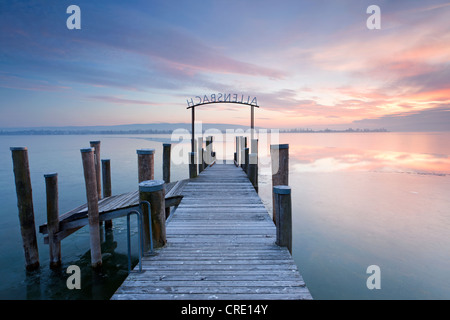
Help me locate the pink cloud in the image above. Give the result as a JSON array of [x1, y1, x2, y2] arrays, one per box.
[[88, 95, 161, 106]]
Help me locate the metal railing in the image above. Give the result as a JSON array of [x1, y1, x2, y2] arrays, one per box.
[[126, 200, 153, 273]]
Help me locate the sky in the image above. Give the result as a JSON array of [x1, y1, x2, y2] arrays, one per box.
[[0, 0, 449, 130]]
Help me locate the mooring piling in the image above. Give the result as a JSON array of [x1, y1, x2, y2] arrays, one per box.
[[101, 159, 113, 229], [10, 146, 40, 271], [251, 138, 258, 192], [189, 152, 198, 178], [89, 141, 102, 200], [204, 136, 212, 165], [139, 180, 167, 250], [241, 136, 246, 168], [273, 185, 292, 254], [197, 137, 203, 173], [163, 143, 171, 184], [44, 173, 61, 269], [248, 153, 258, 192], [137, 149, 155, 183], [235, 136, 240, 166], [163, 143, 172, 218], [244, 147, 249, 174], [80, 148, 102, 270]]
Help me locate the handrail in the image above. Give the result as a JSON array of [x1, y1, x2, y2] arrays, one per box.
[[126, 210, 143, 273], [139, 200, 153, 256], [126, 200, 155, 273]]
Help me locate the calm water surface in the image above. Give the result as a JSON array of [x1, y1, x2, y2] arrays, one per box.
[[1, 132, 449, 299]]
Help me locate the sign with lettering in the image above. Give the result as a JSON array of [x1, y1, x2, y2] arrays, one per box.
[[187, 93, 258, 108]]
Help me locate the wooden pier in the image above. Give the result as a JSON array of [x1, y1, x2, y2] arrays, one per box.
[[10, 135, 313, 300], [111, 163, 312, 300]]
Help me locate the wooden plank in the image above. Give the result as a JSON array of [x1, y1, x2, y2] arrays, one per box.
[[39, 180, 188, 236], [111, 293, 312, 300]]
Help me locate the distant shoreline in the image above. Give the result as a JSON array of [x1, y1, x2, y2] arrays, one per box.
[[0, 128, 389, 135]]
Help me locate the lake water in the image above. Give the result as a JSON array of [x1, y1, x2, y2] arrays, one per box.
[[0, 132, 449, 300]]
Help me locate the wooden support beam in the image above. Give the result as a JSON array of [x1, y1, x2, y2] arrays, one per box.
[[197, 137, 203, 173], [44, 173, 61, 269], [251, 139, 258, 193], [102, 159, 113, 229], [248, 153, 258, 192], [163, 143, 172, 219], [244, 147, 249, 174], [10, 147, 40, 271], [137, 149, 155, 183], [240, 136, 245, 168], [80, 147, 102, 270], [139, 180, 167, 250], [189, 152, 197, 178], [235, 136, 240, 167], [89, 141, 102, 200], [273, 185, 292, 254], [163, 144, 171, 184], [205, 137, 213, 165]]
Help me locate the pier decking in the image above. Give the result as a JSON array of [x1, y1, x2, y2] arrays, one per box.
[[112, 163, 312, 300], [39, 179, 188, 244]]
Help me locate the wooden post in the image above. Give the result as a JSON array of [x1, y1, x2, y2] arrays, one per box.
[[10, 147, 40, 271], [273, 186, 292, 254], [44, 173, 61, 269], [235, 136, 240, 166], [189, 152, 197, 178], [248, 153, 258, 192], [197, 137, 203, 173], [80, 148, 102, 270], [137, 149, 155, 183], [101, 159, 113, 229], [139, 180, 166, 250], [271, 144, 289, 224], [251, 105, 255, 140], [163, 143, 171, 183], [205, 137, 212, 165], [162, 144, 171, 219], [251, 139, 258, 193], [201, 148, 206, 171], [193, 138, 198, 164], [191, 107, 195, 153], [209, 135, 214, 156], [89, 141, 102, 200], [210, 136, 215, 163], [244, 147, 249, 174], [240, 136, 245, 169]]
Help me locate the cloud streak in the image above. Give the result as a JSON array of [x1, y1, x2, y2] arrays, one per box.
[[0, 0, 449, 129]]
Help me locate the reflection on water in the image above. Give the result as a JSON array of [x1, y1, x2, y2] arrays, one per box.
[[22, 229, 134, 300], [257, 132, 450, 300], [290, 146, 450, 175], [1, 132, 450, 300]]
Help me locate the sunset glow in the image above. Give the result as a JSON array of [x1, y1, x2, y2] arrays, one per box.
[[0, 1, 449, 131]]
